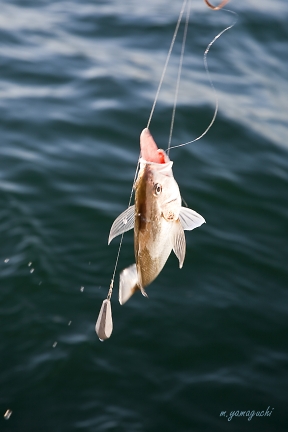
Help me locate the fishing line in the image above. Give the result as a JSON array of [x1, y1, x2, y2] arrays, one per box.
[[107, 163, 140, 300], [96, 0, 236, 340], [96, 1, 190, 339], [167, 0, 191, 156], [106, 0, 189, 301], [109, 4, 237, 293], [168, 8, 238, 151], [146, 0, 188, 130], [95, 155, 141, 339]]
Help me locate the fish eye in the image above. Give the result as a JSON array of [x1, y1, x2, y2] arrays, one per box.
[[153, 183, 162, 196]]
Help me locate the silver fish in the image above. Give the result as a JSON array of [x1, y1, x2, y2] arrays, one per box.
[[108, 128, 205, 304]]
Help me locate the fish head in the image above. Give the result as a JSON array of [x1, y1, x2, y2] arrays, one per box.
[[136, 128, 181, 222], [136, 158, 181, 223]]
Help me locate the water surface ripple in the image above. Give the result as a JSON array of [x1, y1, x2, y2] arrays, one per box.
[[0, 1, 288, 431]]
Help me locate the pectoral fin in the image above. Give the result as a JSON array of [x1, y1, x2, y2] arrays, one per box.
[[179, 207, 206, 231], [108, 205, 135, 244], [172, 220, 186, 268]]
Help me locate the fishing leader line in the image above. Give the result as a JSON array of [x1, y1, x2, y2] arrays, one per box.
[[146, 0, 189, 130], [168, 5, 238, 151], [95, 0, 235, 340], [167, 0, 191, 156]]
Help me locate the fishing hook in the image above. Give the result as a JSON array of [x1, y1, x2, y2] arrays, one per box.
[[204, 0, 229, 10]]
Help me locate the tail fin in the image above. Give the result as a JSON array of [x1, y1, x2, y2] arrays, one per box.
[[119, 264, 139, 305]]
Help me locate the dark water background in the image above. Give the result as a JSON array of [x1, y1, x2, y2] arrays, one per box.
[[1, 0, 288, 431]]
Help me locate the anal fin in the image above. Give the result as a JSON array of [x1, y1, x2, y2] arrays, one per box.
[[119, 264, 139, 305]]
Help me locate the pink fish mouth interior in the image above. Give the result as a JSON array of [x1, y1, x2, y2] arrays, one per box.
[[140, 128, 169, 164]]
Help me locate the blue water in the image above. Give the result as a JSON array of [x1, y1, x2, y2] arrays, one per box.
[[1, 1, 288, 431]]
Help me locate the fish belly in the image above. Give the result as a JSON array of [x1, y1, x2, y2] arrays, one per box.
[[136, 218, 173, 288]]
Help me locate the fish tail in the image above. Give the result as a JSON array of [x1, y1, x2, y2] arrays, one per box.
[[119, 264, 145, 305]]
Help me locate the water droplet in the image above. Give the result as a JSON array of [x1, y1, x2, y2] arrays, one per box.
[[4, 258, 9, 263], [52, 341, 57, 348], [4, 409, 12, 420], [89, 261, 91, 265], [80, 286, 84, 292], [123, 218, 127, 225], [30, 268, 34, 273], [28, 262, 32, 267], [99, 338, 104, 342], [39, 281, 42, 286], [68, 321, 72, 326]]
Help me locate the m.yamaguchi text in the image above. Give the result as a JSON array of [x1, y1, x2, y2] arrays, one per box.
[[220, 406, 274, 421]]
